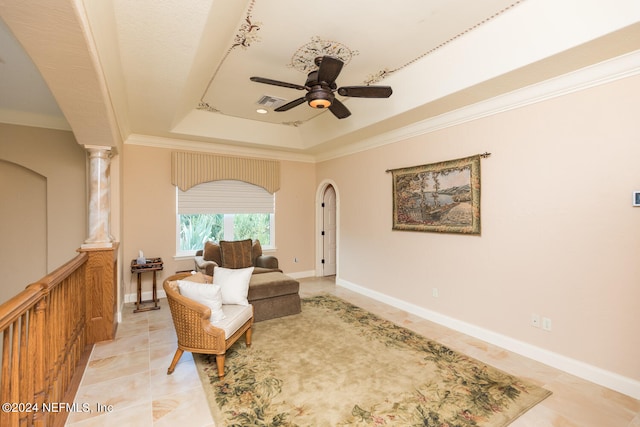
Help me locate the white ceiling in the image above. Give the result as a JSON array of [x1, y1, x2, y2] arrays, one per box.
[[1, 0, 640, 160]]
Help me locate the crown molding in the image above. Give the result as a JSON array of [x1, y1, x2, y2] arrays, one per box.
[[124, 133, 316, 163], [315, 49, 640, 162]]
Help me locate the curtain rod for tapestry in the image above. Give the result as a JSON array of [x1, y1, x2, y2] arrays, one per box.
[[385, 152, 491, 173]]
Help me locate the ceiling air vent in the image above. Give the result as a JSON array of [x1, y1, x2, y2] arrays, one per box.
[[256, 95, 287, 108]]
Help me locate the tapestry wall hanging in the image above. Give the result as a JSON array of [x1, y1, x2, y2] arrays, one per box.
[[390, 154, 482, 234]]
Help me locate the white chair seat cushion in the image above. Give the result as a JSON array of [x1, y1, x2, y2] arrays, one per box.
[[211, 304, 253, 337]]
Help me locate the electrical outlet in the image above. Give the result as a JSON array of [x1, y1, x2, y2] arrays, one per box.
[[542, 317, 552, 331], [432, 288, 439, 298], [531, 313, 540, 328]]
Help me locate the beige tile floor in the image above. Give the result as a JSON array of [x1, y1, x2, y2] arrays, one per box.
[[66, 276, 640, 426]]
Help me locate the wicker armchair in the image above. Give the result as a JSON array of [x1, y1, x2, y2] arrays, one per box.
[[163, 273, 253, 379]]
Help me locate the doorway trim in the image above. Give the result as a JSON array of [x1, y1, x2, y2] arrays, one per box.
[[315, 179, 340, 278]]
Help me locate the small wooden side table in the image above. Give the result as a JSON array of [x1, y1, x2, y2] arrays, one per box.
[[131, 257, 163, 313]]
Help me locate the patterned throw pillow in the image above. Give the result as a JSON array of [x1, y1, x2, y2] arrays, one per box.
[[220, 239, 253, 269]]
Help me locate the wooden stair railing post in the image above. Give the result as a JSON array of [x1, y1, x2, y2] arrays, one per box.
[[79, 244, 118, 344]]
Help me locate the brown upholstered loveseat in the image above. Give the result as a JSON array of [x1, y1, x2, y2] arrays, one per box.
[[193, 239, 301, 322], [194, 239, 279, 276]]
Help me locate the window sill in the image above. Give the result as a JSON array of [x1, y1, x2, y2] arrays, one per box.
[[174, 253, 196, 261]]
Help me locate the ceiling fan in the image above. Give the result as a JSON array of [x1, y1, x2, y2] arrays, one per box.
[[250, 56, 392, 119]]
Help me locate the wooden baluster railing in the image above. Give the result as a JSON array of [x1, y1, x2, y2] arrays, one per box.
[[46, 252, 90, 427], [0, 248, 118, 427], [0, 283, 48, 427]]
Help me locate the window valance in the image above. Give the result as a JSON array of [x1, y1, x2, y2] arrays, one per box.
[[171, 152, 280, 193]]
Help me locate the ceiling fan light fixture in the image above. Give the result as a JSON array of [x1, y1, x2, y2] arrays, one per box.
[[308, 98, 331, 109], [306, 86, 333, 109]]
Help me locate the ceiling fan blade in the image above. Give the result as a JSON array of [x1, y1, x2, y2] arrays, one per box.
[[274, 97, 306, 112], [250, 76, 306, 91], [317, 56, 343, 85], [337, 86, 393, 98], [328, 99, 351, 119]]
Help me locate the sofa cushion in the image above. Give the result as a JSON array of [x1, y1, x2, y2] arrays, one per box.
[[220, 239, 253, 268], [177, 280, 225, 322], [210, 304, 253, 337], [213, 266, 254, 306], [248, 271, 300, 301], [203, 241, 222, 265]]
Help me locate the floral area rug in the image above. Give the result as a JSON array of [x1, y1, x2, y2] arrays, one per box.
[[195, 295, 551, 426]]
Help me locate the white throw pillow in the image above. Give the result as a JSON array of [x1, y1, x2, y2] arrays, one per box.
[[213, 266, 254, 306], [177, 280, 226, 321]]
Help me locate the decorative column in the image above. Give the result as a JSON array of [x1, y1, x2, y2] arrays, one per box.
[[82, 145, 114, 248], [79, 145, 118, 342]]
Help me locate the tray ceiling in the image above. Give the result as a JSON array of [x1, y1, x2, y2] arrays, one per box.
[[2, 0, 640, 159]]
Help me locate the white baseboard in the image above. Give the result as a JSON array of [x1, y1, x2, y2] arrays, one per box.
[[124, 290, 167, 304], [337, 277, 640, 400], [286, 270, 316, 279]]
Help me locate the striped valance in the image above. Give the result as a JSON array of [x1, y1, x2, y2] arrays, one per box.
[[171, 152, 280, 193]]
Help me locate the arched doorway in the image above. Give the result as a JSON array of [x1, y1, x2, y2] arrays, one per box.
[[316, 181, 338, 277]]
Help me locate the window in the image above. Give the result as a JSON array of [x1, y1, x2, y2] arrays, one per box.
[[177, 180, 275, 255]]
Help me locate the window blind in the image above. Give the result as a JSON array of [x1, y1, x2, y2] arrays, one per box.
[[178, 180, 275, 214]]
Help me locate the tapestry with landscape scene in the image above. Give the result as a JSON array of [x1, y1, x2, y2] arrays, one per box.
[[391, 154, 481, 234]]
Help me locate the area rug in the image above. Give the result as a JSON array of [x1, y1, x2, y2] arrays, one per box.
[[195, 295, 551, 426]]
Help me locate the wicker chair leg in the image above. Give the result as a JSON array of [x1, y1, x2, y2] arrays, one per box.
[[246, 327, 252, 347], [215, 354, 226, 379], [167, 348, 184, 374]]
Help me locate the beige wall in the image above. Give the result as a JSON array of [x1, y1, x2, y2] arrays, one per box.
[[121, 144, 316, 301], [0, 160, 46, 303], [0, 123, 87, 293], [2, 68, 637, 396], [317, 75, 640, 382]]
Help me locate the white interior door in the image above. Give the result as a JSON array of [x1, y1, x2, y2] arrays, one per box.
[[322, 185, 336, 276]]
